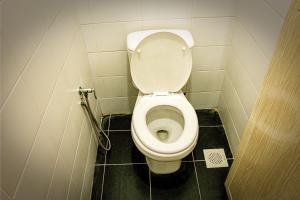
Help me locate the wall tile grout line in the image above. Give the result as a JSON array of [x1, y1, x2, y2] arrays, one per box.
[[191, 69, 225, 73], [11, 29, 79, 199], [230, 48, 259, 96], [0, 188, 11, 200], [66, 117, 86, 200], [222, 97, 241, 142], [45, 94, 77, 200], [88, 50, 127, 53], [100, 114, 111, 200], [79, 132, 93, 200], [0, 6, 62, 112], [262, 0, 286, 18], [96, 89, 225, 99], [45, 32, 83, 199], [192, 152, 202, 200], [99, 96, 137, 101], [96, 90, 224, 102], [234, 15, 275, 63], [91, 70, 225, 79], [218, 102, 239, 157], [86, 44, 231, 54], [79, 16, 236, 26]]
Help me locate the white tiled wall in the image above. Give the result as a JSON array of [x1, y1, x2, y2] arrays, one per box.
[[0, 0, 98, 199], [76, 0, 235, 115], [218, 0, 292, 155], [1, 2, 290, 198]]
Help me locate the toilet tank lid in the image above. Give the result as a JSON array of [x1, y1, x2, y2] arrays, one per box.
[[127, 29, 194, 51]]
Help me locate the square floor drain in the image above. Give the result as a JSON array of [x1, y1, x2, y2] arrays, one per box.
[[203, 149, 229, 168]]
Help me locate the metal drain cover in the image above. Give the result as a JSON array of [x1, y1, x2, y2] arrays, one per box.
[[203, 149, 229, 168]]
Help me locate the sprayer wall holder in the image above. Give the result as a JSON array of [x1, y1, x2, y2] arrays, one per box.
[[78, 86, 98, 99]]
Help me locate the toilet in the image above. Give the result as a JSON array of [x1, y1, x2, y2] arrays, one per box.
[[127, 29, 199, 174]]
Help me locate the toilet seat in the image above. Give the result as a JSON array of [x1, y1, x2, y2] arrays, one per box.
[[132, 93, 198, 154]]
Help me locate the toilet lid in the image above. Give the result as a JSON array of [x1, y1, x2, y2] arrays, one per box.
[[130, 32, 192, 94]]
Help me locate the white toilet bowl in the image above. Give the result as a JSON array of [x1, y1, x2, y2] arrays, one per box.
[[131, 93, 198, 174], [127, 29, 198, 174]]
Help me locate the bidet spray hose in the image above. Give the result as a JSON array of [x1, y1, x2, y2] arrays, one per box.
[[81, 92, 111, 151]]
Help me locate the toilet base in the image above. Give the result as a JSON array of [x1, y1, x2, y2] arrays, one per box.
[[146, 157, 181, 174]]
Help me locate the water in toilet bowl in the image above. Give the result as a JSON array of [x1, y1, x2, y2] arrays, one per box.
[[146, 105, 185, 143]]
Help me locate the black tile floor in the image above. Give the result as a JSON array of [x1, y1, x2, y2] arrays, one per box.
[[92, 109, 233, 200]]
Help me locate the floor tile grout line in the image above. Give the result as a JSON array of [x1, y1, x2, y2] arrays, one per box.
[[102, 125, 224, 132], [193, 157, 234, 162], [93, 112, 232, 198], [94, 157, 234, 166], [99, 151, 106, 200], [95, 163, 147, 166], [100, 114, 111, 200], [192, 152, 203, 200], [149, 169, 152, 200]]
